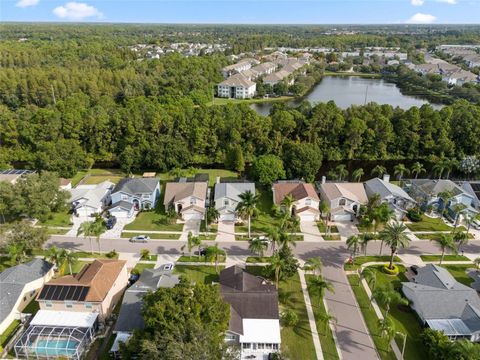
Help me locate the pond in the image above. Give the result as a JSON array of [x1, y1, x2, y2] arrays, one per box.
[[250, 75, 442, 116]]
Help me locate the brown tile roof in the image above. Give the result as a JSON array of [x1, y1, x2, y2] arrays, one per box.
[[45, 259, 126, 302], [296, 206, 320, 214], [272, 181, 319, 205], [163, 182, 208, 205], [59, 178, 71, 186]]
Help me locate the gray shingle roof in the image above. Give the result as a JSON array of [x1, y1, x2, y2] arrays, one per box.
[[107, 200, 133, 211], [410, 179, 465, 197], [214, 182, 255, 202], [112, 178, 159, 195], [364, 178, 414, 202]]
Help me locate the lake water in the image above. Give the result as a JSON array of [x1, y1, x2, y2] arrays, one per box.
[[250, 76, 442, 116]]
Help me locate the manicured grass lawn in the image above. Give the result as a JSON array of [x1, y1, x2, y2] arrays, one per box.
[[177, 255, 226, 263], [246, 256, 271, 263], [236, 234, 303, 241], [0, 320, 20, 348], [174, 265, 223, 284], [323, 234, 341, 241], [415, 232, 474, 240], [124, 211, 183, 232], [70, 170, 88, 187], [441, 264, 476, 286], [198, 234, 217, 241], [406, 215, 453, 232], [317, 222, 339, 233], [39, 211, 72, 227], [246, 266, 317, 360], [70, 251, 119, 259], [306, 275, 340, 360], [132, 263, 155, 274], [44, 227, 70, 235], [420, 254, 471, 262], [158, 168, 238, 186], [140, 254, 158, 261], [121, 232, 181, 240], [344, 255, 402, 271]]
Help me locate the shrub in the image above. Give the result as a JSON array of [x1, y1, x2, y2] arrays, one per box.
[[131, 268, 140, 276], [281, 309, 299, 327], [407, 208, 422, 222], [140, 249, 150, 260], [106, 249, 118, 259], [383, 264, 399, 275]]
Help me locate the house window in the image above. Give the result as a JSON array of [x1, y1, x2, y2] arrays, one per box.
[[339, 199, 346, 206], [190, 198, 196, 205], [242, 343, 251, 350], [273, 344, 279, 350], [121, 195, 128, 201], [65, 301, 73, 309], [305, 199, 312, 206], [85, 303, 92, 309], [23, 296, 27, 302], [224, 199, 229, 206], [45, 301, 52, 308], [257, 343, 265, 349]]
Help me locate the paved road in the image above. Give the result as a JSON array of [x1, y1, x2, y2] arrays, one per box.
[[45, 236, 480, 360]]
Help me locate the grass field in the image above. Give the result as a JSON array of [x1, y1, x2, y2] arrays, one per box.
[[70, 168, 126, 186], [306, 275, 340, 360], [420, 254, 471, 262], [124, 211, 183, 232], [415, 232, 474, 240], [174, 265, 223, 284], [441, 264, 476, 286], [44, 227, 70, 235], [39, 211, 72, 227], [121, 232, 181, 240], [157, 168, 238, 186], [406, 215, 453, 232], [177, 255, 226, 263], [344, 255, 402, 271], [132, 263, 155, 274]]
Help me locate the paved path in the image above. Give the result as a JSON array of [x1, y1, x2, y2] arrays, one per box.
[[216, 220, 235, 242], [335, 221, 359, 241], [300, 221, 324, 242], [180, 219, 200, 240], [118, 252, 140, 269]]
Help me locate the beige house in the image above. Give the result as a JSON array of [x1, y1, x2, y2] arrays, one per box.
[[319, 182, 368, 221], [272, 181, 320, 221], [164, 181, 208, 220], [36, 259, 128, 321], [217, 73, 256, 99]]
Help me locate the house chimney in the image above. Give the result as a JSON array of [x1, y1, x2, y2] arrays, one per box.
[[216, 176, 221, 184], [383, 174, 390, 183], [321, 176, 326, 184]]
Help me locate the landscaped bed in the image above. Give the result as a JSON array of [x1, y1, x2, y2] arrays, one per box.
[[317, 222, 339, 233], [246, 256, 271, 263], [323, 234, 341, 241], [236, 234, 304, 241], [405, 215, 455, 232], [420, 254, 471, 262], [343, 255, 402, 271], [0, 320, 20, 349], [121, 232, 181, 240], [124, 211, 183, 232]]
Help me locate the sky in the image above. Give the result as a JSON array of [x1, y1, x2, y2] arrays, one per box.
[[1, 0, 479, 24]]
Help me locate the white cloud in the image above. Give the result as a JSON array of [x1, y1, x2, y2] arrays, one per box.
[[16, 0, 39, 8], [411, 0, 425, 6], [436, 0, 457, 4], [53, 2, 103, 20], [406, 13, 437, 23]]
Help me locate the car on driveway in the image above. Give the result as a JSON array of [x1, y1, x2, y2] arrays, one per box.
[[105, 216, 117, 230], [162, 263, 174, 271], [129, 235, 150, 243], [410, 265, 419, 275]]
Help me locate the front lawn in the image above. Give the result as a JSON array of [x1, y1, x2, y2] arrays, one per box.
[[323, 234, 341, 241], [121, 232, 181, 240], [124, 211, 183, 232], [0, 320, 20, 348], [344, 255, 402, 271], [39, 211, 72, 227], [317, 222, 339, 233], [132, 263, 155, 274], [174, 265, 223, 284], [71, 251, 119, 259], [246, 266, 317, 360], [177, 255, 226, 263], [415, 232, 474, 240], [306, 275, 340, 360], [236, 234, 303, 241], [420, 255, 471, 262], [441, 264, 476, 286], [406, 215, 453, 232]]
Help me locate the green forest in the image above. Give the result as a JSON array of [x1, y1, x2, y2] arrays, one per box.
[[1, 24, 479, 179]]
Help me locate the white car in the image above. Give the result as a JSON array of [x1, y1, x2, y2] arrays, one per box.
[[129, 235, 150, 243]]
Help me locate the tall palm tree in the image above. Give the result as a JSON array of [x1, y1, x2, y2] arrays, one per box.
[[411, 162, 426, 179], [373, 283, 407, 318], [76, 221, 95, 254], [453, 231, 468, 250], [236, 190, 260, 238], [280, 194, 295, 216], [205, 206, 219, 232], [443, 159, 458, 180], [47, 246, 64, 269], [433, 233, 457, 265], [346, 235, 360, 259], [319, 201, 330, 230], [371, 165, 387, 178], [279, 231, 297, 251], [335, 164, 349, 182], [249, 238, 268, 258], [451, 204, 466, 230], [266, 227, 281, 254], [309, 276, 335, 299], [378, 318, 396, 350], [61, 249, 78, 275], [91, 220, 105, 253], [206, 244, 223, 273], [375, 203, 396, 255], [192, 235, 202, 260], [319, 311, 337, 332], [380, 221, 410, 270], [352, 168, 364, 182], [393, 163, 410, 182], [432, 162, 446, 180], [183, 231, 195, 256], [361, 267, 377, 291], [305, 257, 323, 277], [360, 234, 374, 256], [269, 253, 285, 287]]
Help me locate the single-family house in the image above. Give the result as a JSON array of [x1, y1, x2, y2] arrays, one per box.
[[217, 73, 256, 99], [164, 178, 208, 221], [36, 259, 128, 321], [0, 169, 36, 184], [69, 181, 114, 217], [364, 175, 416, 221], [220, 266, 281, 359], [59, 178, 72, 190], [108, 177, 161, 218], [111, 267, 180, 354], [319, 182, 368, 221], [406, 179, 479, 218], [458, 181, 480, 211], [214, 180, 256, 222], [402, 264, 480, 342], [272, 180, 320, 221], [0, 259, 54, 334]]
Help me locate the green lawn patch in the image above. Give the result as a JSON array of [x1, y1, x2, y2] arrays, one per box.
[[158, 168, 238, 186], [72, 251, 119, 259], [317, 222, 339, 233], [440, 264, 476, 286], [44, 227, 70, 235], [124, 211, 183, 232], [246, 256, 271, 263], [177, 255, 226, 263], [323, 234, 341, 241], [245, 266, 317, 360], [71, 168, 126, 187], [406, 215, 453, 232], [140, 254, 158, 261], [39, 211, 72, 227], [174, 265, 223, 284], [344, 255, 402, 271], [132, 263, 155, 274], [121, 232, 180, 240], [236, 234, 303, 241], [200, 222, 218, 233], [22, 298, 40, 315], [415, 232, 474, 240], [420, 254, 471, 262], [306, 275, 340, 360], [198, 234, 217, 241], [0, 320, 20, 348]]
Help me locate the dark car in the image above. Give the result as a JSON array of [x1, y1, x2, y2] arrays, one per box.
[[105, 216, 117, 230], [410, 265, 419, 275], [196, 247, 207, 256]]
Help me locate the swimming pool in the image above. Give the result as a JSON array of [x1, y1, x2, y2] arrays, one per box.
[[32, 339, 79, 357]]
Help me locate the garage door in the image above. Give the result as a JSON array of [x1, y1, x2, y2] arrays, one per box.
[[183, 212, 203, 221], [333, 214, 352, 221], [299, 213, 316, 221], [219, 213, 235, 222], [109, 209, 130, 218]]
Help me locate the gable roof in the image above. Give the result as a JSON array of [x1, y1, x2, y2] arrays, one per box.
[[364, 178, 414, 202], [38, 259, 126, 302], [321, 182, 368, 204], [163, 182, 208, 205], [214, 182, 255, 202], [112, 177, 159, 195], [410, 179, 468, 197], [219, 73, 255, 88], [272, 181, 319, 205], [69, 181, 114, 208]]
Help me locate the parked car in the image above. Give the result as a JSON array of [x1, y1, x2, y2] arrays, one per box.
[[472, 220, 480, 230], [105, 216, 117, 230], [410, 265, 419, 275], [162, 263, 174, 271], [129, 235, 150, 243], [196, 247, 207, 256]]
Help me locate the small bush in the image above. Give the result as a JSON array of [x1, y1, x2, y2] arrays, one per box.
[[106, 249, 118, 259], [382, 264, 399, 275], [130, 268, 140, 276], [407, 209, 422, 222], [281, 309, 299, 327]]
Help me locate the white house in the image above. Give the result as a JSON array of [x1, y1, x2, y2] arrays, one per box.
[[214, 180, 255, 222], [217, 73, 256, 99], [163, 180, 208, 220], [319, 182, 368, 221], [69, 181, 114, 217], [272, 180, 320, 221], [0, 259, 54, 334]]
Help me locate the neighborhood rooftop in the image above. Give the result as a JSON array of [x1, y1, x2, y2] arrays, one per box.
[[113, 177, 160, 194]]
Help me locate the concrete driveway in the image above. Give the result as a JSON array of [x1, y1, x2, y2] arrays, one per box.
[[300, 221, 323, 242], [180, 219, 201, 240], [216, 221, 235, 242], [335, 221, 359, 240], [65, 215, 90, 237], [101, 215, 136, 239]]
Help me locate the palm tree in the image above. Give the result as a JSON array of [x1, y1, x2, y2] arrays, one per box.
[[393, 163, 409, 182], [411, 162, 426, 179], [192, 235, 202, 260], [205, 206, 219, 232], [61, 249, 78, 275], [352, 168, 364, 182], [319, 201, 330, 229], [371, 165, 387, 178], [346, 235, 360, 259], [380, 221, 410, 270], [378, 318, 396, 349], [451, 204, 466, 231], [206, 244, 223, 273], [437, 190, 453, 214], [91, 220, 105, 253], [280, 194, 295, 216], [305, 257, 323, 277], [249, 238, 268, 258], [453, 231, 468, 250], [373, 283, 407, 318], [7, 243, 25, 265], [236, 190, 260, 238], [279, 232, 297, 251], [360, 234, 374, 256], [309, 276, 335, 299], [474, 257, 480, 270], [319, 311, 337, 332], [432, 162, 446, 180], [140, 248, 150, 260], [269, 253, 285, 287], [183, 231, 195, 256], [266, 227, 281, 254], [455, 340, 480, 359], [77, 221, 95, 254], [443, 159, 458, 180], [335, 164, 349, 182], [433, 233, 457, 265], [375, 204, 396, 255], [47, 246, 64, 269], [361, 267, 377, 291]]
